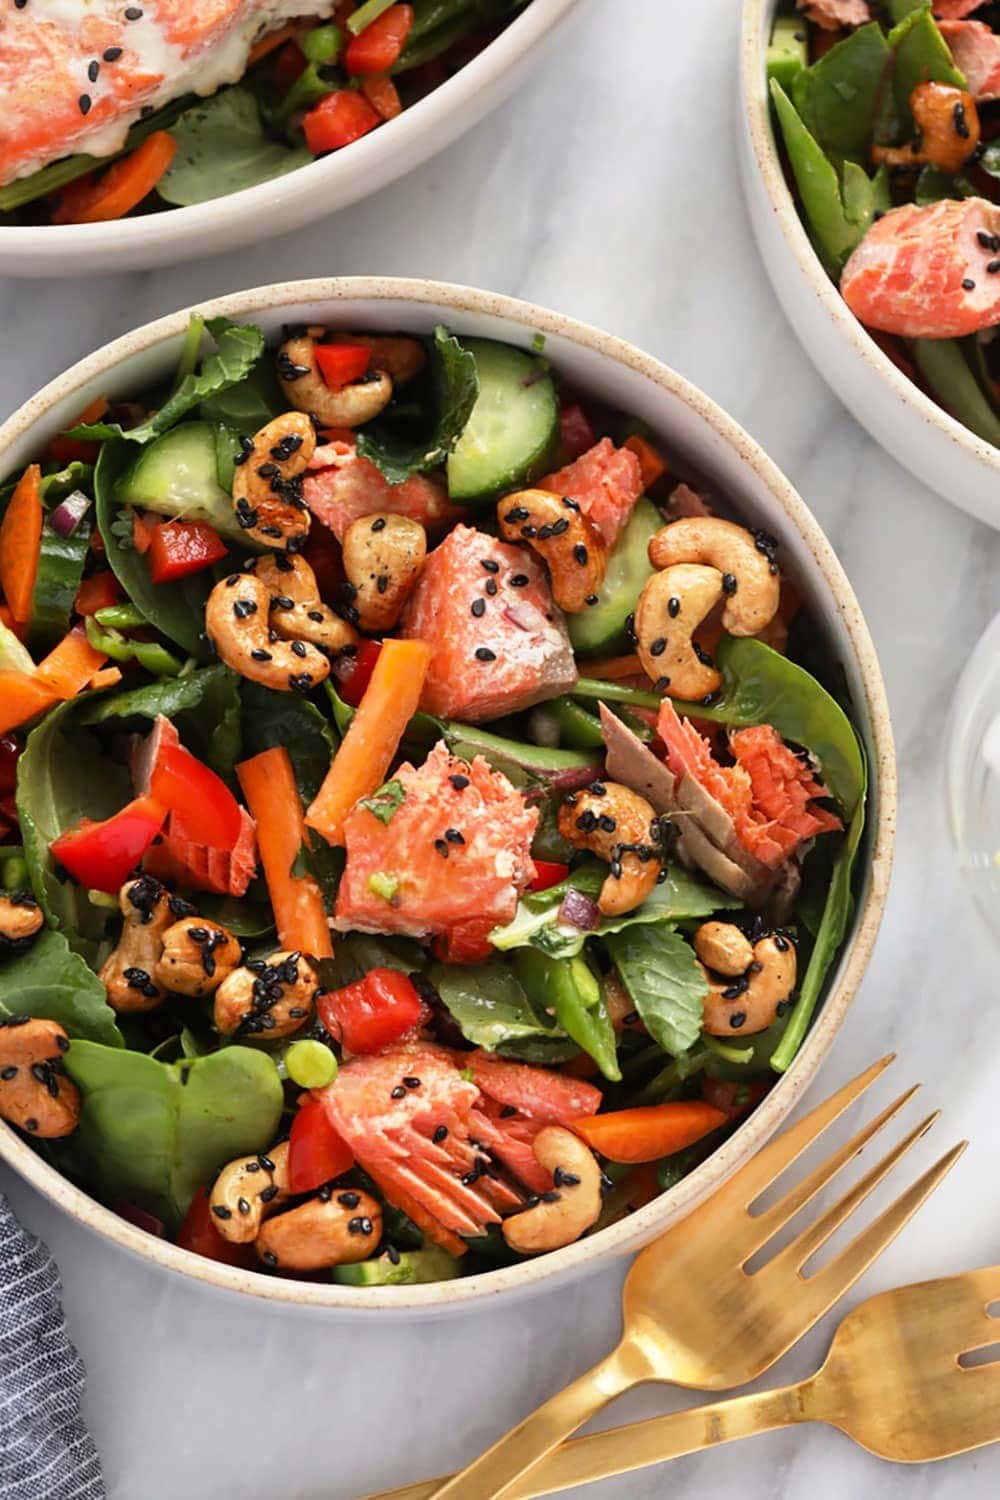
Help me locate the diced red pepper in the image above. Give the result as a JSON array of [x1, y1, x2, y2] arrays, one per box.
[[303, 89, 381, 154], [558, 402, 597, 463], [431, 920, 496, 965], [335, 638, 381, 707], [362, 73, 403, 120], [148, 520, 228, 585], [345, 4, 413, 74], [0, 735, 21, 799], [274, 38, 308, 93], [317, 967, 424, 1055], [46, 397, 109, 467], [314, 342, 372, 390], [287, 1097, 354, 1194], [176, 1185, 256, 1268], [50, 794, 166, 893], [301, 516, 345, 604], [74, 570, 121, 617], [149, 743, 244, 851], [529, 860, 569, 892], [701, 1076, 771, 1123]]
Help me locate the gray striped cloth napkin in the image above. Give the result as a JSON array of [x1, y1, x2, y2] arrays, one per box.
[[0, 1194, 104, 1499]]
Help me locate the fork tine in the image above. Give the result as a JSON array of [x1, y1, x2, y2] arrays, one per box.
[[807, 1141, 967, 1300], [763, 1110, 939, 1276], [717, 1055, 895, 1210], [746, 1083, 921, 1251]]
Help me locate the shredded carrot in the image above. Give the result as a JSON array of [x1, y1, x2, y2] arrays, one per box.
[[580, 652, 647, 683], [306, 638, 432, 846], [132, 511, 157, 554], [47, 395, 110, 466], [247, 20, 301, 67], [0, 672, 58, 737], [623, 433, 668, 490], [34, 624, 107, 698], [362, 74, 403, 120], [0, 465, 43, 626], [51, 133, 177, 226], [87, 666, 123, 692], [575, 1101, 727, 1164], [237, 746, 333, 959]]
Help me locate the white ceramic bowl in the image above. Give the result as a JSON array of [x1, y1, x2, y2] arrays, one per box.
[[0, 278, 896, 1313], [0, 0, 577, 278], [740, 0, 1000, 532]]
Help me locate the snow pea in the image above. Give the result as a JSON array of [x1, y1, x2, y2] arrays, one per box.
[[791, 23, 891, 164], [93, 603, 146, 631], [889, 6, 966, 137], [911, 339, 1000, 448], [277, 25, 344, 122], [84, 615, 184, 678], [513, 948, 621, 1081], [549, 696, 605, 750]]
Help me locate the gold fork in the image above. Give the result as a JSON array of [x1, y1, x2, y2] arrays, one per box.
[[374, 1268, 1000, 1498], [413, 1056, 964, 1500]]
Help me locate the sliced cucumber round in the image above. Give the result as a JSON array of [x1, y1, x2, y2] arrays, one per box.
[[569, 497, 662, 657], [118, 421, 246, 544], [447, 338, 558, 504], [332, 1246, 461, 1286]]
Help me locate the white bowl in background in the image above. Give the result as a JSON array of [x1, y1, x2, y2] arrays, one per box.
[[0, 0, 578, 277], [740, 0, 1000, 532], [0, 278, 895, 1313]]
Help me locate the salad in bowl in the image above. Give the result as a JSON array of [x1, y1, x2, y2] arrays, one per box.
[[0, 283, 890, 1305]]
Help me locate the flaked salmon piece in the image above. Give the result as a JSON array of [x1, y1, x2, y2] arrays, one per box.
[[537, 438, 643, 547], [0, 1, 336, 187], [939, 20, 1000, 98], [797, 0, 870, 29], [841, 198, 1000, 339], [303, 441, 459, 542], [668, 482, 713, 520], [934, 1, 987, 19]]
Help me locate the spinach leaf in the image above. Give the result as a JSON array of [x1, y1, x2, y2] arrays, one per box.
[[428, 958, 579, 1064], [490, 858, 728, 959], [604, 927, 707, 1058], [157, 88, 313, 207], [912, 337, 1000, 448], [240, 682, 336, 803], [80, 665, 243, 780], [60, 1041, 283, 1228], [889, 6, 966, 136], [674, 637, 865, 817], [0, 929, 122, 1046], [357, 325, 479, 484], [95, 442, 212, 658], [315, 932, 426, 990], [200, 356, 284, 435], [791, 23, 891, 164], [74, 318, 266, 447], [16, 700, 130, 962]]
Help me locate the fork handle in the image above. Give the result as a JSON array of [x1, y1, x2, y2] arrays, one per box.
[[423, 1338, 648, 1500]]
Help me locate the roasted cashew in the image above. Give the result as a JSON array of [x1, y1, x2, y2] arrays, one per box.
[[214, 951, 317, 1039], [341, 513, 427, 632], [323, 331, 426, 385], [700, 933, 796, 1036], [154, 917, 241, 999], [0, 892, 43, 951], [99, 876, 176, 1013], [872, 83, 979, 175], [206, 573, 331, 694], [648, 517, 781, 636], [256, 1188, 382, 1271], [502, 1127, 602, 1254], [209, 1145, 290, 1244], [277, 327, 395, 428], [557, 780, 663, 917], [232, 413, 315, 550], [242, 552, 359, 658], [247, 550, 319, 604], [693, 921, 754, 978], [0, 1018, 80, 1138], [497, 489, 607, 613], [634, 564, 723, 701]]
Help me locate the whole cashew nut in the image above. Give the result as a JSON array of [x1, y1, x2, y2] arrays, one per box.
[[232, 413, 315, 550], [256, 1188, 383, 1271], [557, 780, 663, 917], [341, 513, 427, 632], [497, 489, 607, 613], [700, 933, 796, 1036], [323, 331, 426, 385], [0, 892, 43, 951], [502, 1127, 602, 1254], [693, 921, 754, 978], [209, 1143, 290, 1244], [648, 517, 780, 637], [634, 564, 723, 701], [206, 573, 331, 694], [214, 951, 317, 1039], [154, 917, 241, 999], [248, 551, 320, 604], [99, 876, 176, 1013], [243, 551, 359, 659], [0, 1018, 80, 1138], [277, 327, 396, 429]]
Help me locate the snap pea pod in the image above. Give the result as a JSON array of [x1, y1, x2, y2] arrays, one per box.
[[911, 338, 1000, 449], [84, 615, 184, 678], [277, 25, 344, 122], [93, 604, 147, 631], [791, 23, 890, 164], [549, 696, 605, 750], [348, 0, 397, 32], [1, 853, 29, 892], [571, 677, 662, 712], [513, 949, 621, 1082], [394, 12, 478, 72]]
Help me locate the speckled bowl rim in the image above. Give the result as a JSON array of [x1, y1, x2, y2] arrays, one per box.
[[0, 278, 896, 1313], [741, 0, 1000, 479], [0, 0, 578, 270]]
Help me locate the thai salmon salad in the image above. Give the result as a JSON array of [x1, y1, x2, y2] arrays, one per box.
[[769, 1, 1000, 448], [0, 1, 528, 227], [0, 315, 867, 1286]]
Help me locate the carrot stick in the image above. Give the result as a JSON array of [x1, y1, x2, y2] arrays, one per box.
[[0, 672, 59, 737], [88, 666, 123, 692], [33, 624, 107, 698], [237, 746, 333, 959], [51, 133, 177, 225], [306, 638, 432, 846], [0, 465, 42, 625], [623, 433, 668, 489], [247, 21, 300, 66], [574, 1101, 727, 1164]]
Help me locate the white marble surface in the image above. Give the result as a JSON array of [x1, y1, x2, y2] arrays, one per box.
[[2, 1, 1000, 1496]]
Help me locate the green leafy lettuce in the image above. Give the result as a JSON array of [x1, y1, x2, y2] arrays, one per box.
[[357, 325, 479, 484], [0, 929, 122, 1046], [428, 958, 580, 1064], [604, 927, 708, 1059], [157, 88, 313, 208]]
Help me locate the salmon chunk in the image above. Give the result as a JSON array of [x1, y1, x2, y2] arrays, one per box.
[[303, 441, 459, 541], [537, 438, 643, 547], [797, 0, 870, 29], [939, 20, 1000, 99]]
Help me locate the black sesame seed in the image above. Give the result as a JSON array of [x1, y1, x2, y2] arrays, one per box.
[[573, 543, 588, 564], [78, 94, 92, 115], [338, 1192, 361, 1208], [654, 675, 672, 692], [0, 1066, 16, 1080], [371, 517, 387, 532], [445, 828, 465, 844], [729, 1011, 748, 1030], [291, 639, 307, 658], [434, 838, 450, 857], [963, 278, 976, 291], [237, 1197, 251, 1216], [481, 558, 499, 573], [250, 649, 272, 662], [104, 46, 123, 60], [471, 597, 486, 618], [449, 773, 470, 790], [403, 1076, 421, 1089], [485, 577, 498, 596], [432, 1125, 448, 1143], [509, 573, 529, 587], [125, 7, 144, 19], [475, 647, 496, 661], [391, 1085, 406, 1099], [499, 1105, 518, 1119], [650, 637, 667, 656], [233, 598, 257, 619], [88, 60, 100, 82], [212, 1205, 232, 1221], [553, 1167, 581, 1188], [668, 597, 681, 618]]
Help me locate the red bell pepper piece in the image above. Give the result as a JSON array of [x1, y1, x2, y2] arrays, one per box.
[[149, 742, 244, 850], [529, 860, 569, 892], [345, 4, 414, 74], [700, 1076, 771, 1124], [50, 794, 166, 893], [74, 570, 121, 617], [287, 1098, 354, 1194], [176, 1185, 256, 1268], [317, 967, 424, 1055], [431, 919, 495, 965], [147, 520, 228, 585], [314, 343, 372, 390], [558, 402, 597, 463], [274, 38, 308, 93], [301, 516, 345, 603], [303, 90, 381, 154], [336, 638, 381, 707]]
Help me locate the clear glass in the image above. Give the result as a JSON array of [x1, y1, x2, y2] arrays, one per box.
[[947, 611, 1000, 943]]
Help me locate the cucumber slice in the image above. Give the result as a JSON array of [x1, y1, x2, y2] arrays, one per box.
[[568, 497, 662, 657], [767, 14, 808, 91], [332, 1246, 462, 1287], [447, 338, 557, 503], [118, 421, 247, 544]]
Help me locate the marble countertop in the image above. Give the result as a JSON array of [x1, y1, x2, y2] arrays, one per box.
[[2, 1, 1000, 1495]]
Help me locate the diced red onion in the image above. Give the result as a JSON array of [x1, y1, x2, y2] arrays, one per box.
[[113, 1199, 165, 1238], [49, 490, 91, 538], [558, 888, 600, 931]]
